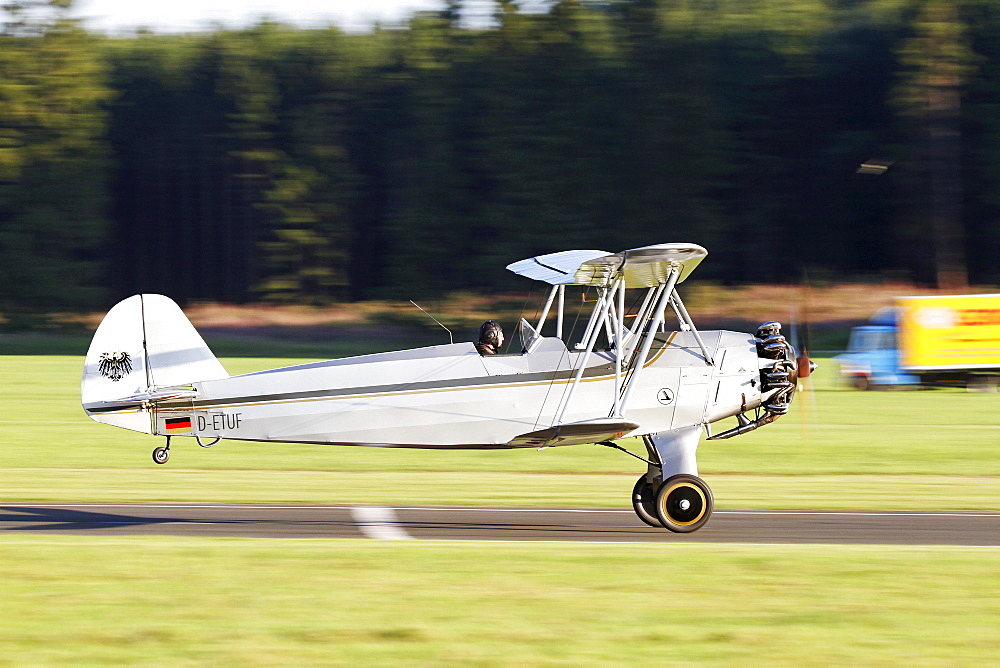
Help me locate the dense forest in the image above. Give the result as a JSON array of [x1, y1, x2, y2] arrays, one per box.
[[2, 0, 999, 313]]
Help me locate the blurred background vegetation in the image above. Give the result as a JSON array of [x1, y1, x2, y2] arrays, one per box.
[[2, 0, 998, 320]]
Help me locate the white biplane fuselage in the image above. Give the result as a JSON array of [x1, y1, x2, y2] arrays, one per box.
[[82, 243, 803, 532], [149, 330, 759, 448]]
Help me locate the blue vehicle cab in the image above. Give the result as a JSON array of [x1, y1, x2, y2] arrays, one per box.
[[834, 308, 920, 390]]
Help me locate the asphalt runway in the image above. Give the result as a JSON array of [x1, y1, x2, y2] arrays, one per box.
[[2, 503, 999, 544]]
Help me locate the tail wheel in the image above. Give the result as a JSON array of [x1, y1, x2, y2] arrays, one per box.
[[631, 475, 662, 528], [655, 474, 713, 533]]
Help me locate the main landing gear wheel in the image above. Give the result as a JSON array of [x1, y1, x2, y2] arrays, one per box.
[[631, 475, 662, 528], [654, 474, 713, 533]]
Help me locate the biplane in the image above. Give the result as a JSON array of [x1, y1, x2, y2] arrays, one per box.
[[82, 243, 807, 532]]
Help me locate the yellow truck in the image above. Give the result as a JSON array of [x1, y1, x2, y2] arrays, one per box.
[[837, 294, 1000, 390]]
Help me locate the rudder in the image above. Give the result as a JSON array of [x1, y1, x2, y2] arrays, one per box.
[[81, 294, 228, 433]]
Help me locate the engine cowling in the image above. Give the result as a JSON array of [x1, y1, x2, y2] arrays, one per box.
[[755, 321, 798, 416], [708, 321, 815, 440]]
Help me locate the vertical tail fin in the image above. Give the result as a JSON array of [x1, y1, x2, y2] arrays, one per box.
[[81, 294, 228, 433]]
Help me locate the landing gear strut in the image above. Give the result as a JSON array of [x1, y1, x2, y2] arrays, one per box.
[[627, 429, 714, 532], [606, 429, 716, 532], [152, 436, 170, 465]]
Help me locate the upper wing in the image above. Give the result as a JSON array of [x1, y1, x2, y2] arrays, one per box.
[[506, 243, 708, 288], [505, 249, 611, 285]]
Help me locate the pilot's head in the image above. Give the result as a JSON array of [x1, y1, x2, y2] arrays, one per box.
[[479, 320, 504, 350]]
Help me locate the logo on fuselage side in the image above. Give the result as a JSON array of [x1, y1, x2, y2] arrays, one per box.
[[657, 388, 675, 405]]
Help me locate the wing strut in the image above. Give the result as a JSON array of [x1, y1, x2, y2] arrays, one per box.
[[556, 285, 565, 340], [621, 282, 665, 364], [553, 282, 616, 425], [532, 284, 567, 341], [546, 259, 712, 425], [612, 276, 625, 418], [670, 293, 714, 366], [616, 267, 680, 415], [535, 285, 559, 335]]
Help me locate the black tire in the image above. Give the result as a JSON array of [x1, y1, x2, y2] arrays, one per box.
[[631, 475, 662, 528], [654, 474, 713, 533], [152, 446, 170, 465]]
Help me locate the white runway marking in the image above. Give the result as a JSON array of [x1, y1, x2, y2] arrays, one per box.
[[349, 506, 413, 541]]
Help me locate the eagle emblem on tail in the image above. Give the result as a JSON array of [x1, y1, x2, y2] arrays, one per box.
[[99, 351, 133, 381]]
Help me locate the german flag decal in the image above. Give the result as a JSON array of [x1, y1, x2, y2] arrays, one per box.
[[165, 417, 192, 431]]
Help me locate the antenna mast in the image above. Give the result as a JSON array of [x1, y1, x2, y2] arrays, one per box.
[[409, 300, 453, 344]]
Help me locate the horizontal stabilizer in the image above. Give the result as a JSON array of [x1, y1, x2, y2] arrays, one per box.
[[83, 388, 198, 415], [508, 419, 639, 448]]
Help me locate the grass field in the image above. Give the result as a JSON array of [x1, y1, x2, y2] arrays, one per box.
[[2, 537, 998, 665], [2, 353, 999, 664]]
